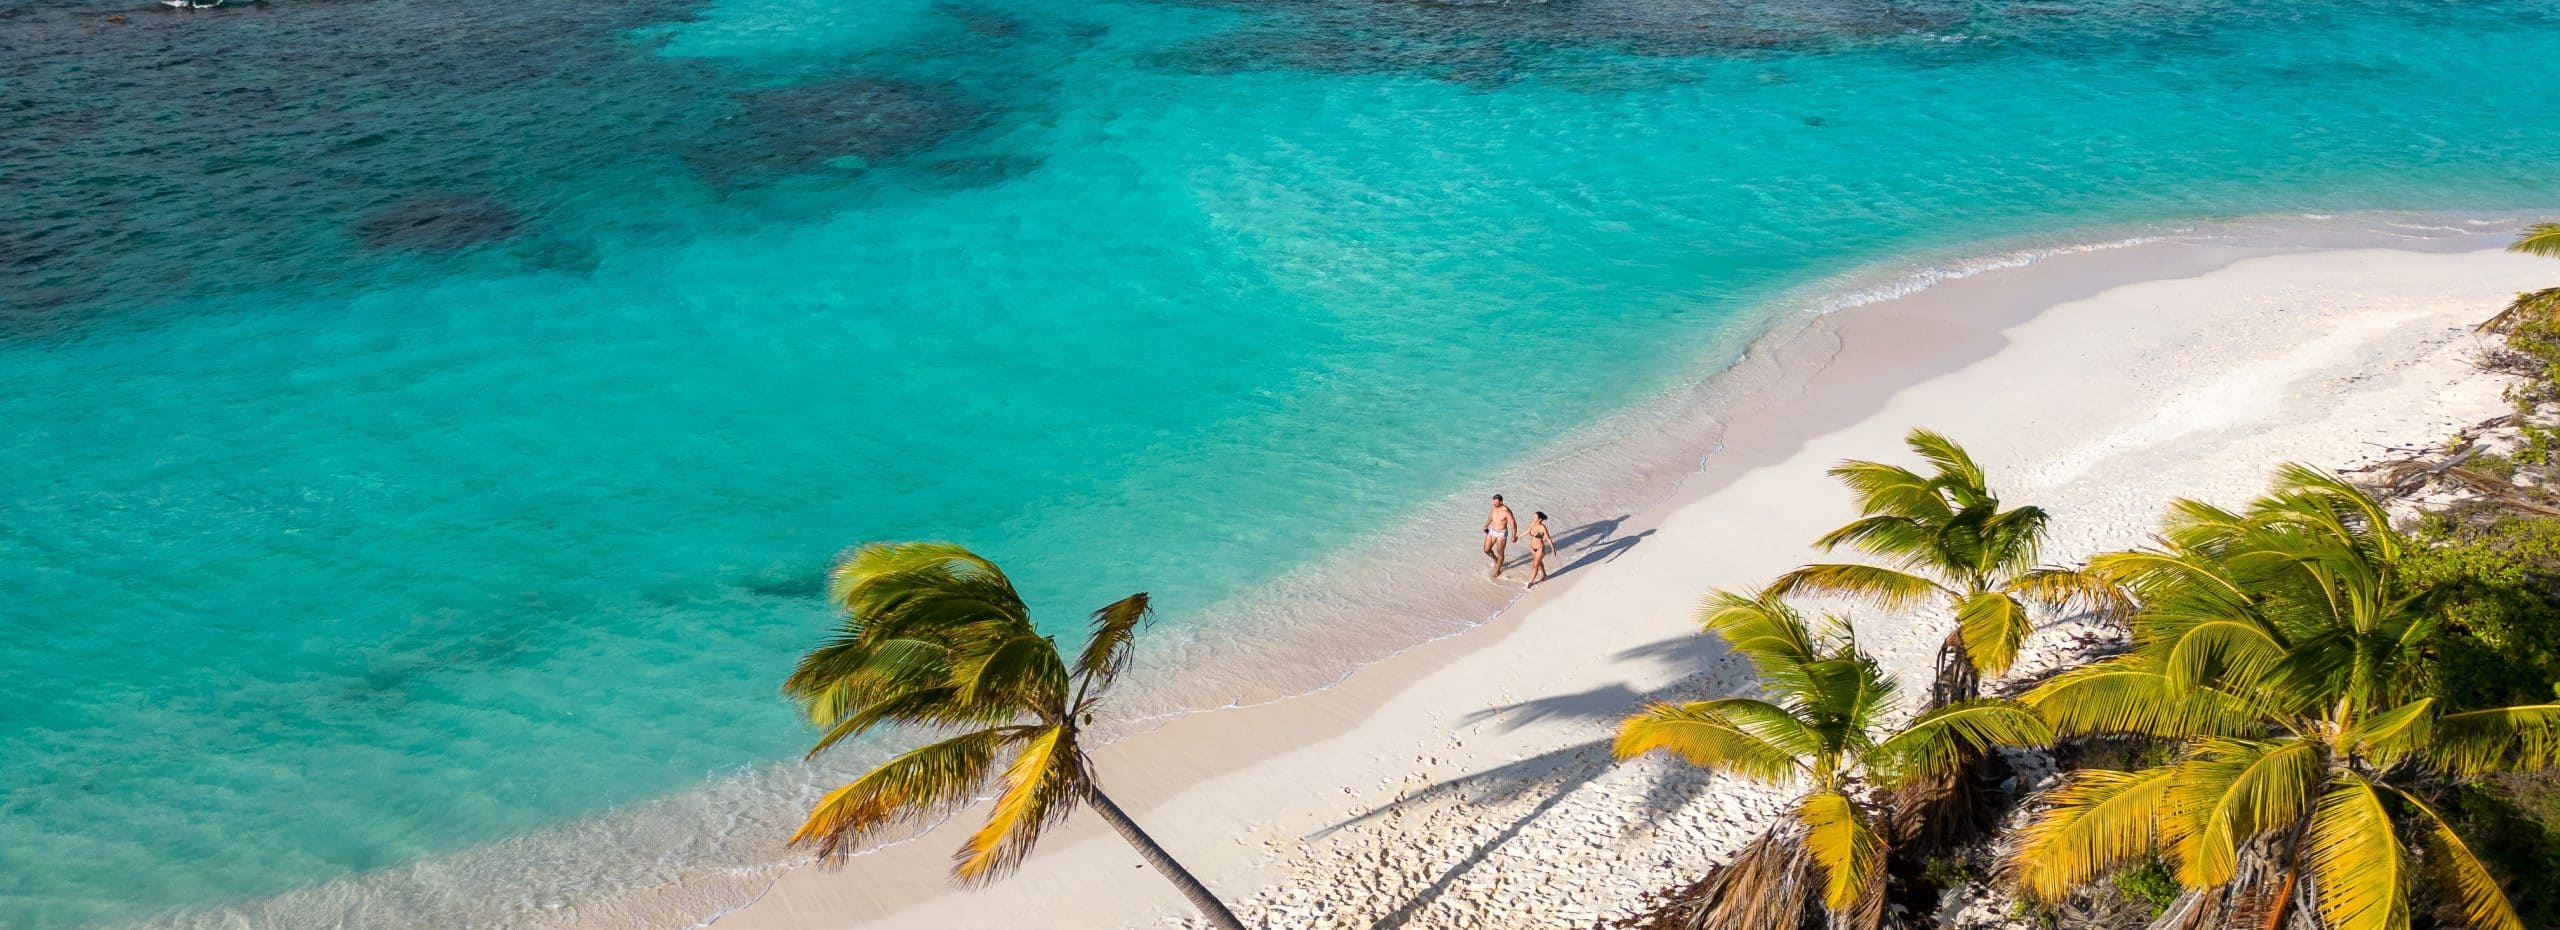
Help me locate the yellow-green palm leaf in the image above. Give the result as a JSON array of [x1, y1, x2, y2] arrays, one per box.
[[2511, 222, 2560, 258], [2429, 704, 2560, 775], [792, 726, 1023, 862], [954, 724, 1085, 884], [2306, 777, 2411, 930], [1698, 591, 1829, 696], [1799, 789, 1884, 913], [2007, 766, 2180, 902], [1864, 698, 2052, 788], [2385, 785, 2525, 930], [1952, 591, 2030, 679], [1615, 698, 1812, 785], [1072, 592, 1152, 686], [2022, 661, 2266, 739], [1764, 563, 1949, 613], [2160, 738, 2323, 889]]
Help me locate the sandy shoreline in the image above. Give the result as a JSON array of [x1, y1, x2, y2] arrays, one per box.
[[668, 222, 2554, 930]]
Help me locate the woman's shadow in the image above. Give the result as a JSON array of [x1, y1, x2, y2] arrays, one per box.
[[1528, 514, 1653, 580]]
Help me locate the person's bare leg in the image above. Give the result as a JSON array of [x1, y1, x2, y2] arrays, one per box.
[[1528, 553, 1546, 588], [1492, 539, 1508, 578]]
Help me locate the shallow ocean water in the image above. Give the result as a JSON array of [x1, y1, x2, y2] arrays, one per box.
[[3, 0, 2557, 925]]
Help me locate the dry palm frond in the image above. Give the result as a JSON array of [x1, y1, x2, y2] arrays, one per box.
[[2478, 286, 2560, 334], [2441, 466, 2560, 516], [1679, 830, 1820, 930]]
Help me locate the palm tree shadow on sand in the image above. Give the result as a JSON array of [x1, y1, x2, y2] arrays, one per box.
[[1308, 633, 1747, 930]]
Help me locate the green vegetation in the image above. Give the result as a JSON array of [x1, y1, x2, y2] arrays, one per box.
[[2106, 858, 2178, 918], [781, 542, 1246, 930], [2006, 467, 2557, 930]]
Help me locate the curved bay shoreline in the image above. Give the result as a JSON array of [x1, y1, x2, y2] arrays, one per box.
[[120, 213, 2555, 930], [679, 214, 2556, 930]]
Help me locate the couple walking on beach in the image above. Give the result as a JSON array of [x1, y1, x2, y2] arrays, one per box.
[[1481, 494, 1554, 588]]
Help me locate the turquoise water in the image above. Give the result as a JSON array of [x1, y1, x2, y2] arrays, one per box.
[[3, 0, 2557, 924]]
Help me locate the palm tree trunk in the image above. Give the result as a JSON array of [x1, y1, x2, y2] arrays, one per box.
[[1082, 784, 1249, 930], [1929, 631, 1980, 708]]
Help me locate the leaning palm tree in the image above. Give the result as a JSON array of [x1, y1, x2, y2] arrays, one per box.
[[2474, 222, 2560, 333], [1766, 429, 2121, 707], [2005, 465, 2560, 930], [782, 542, 1246, 930], [1617, 591, 2053, 930]]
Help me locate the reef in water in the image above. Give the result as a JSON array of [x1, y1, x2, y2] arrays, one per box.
[[690, 78, 988, 186], [0, 0, 711, 333], [1158, 0, 1975, 82], [352, 194, 527, 253]]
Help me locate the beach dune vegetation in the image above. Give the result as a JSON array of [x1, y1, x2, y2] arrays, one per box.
[[781, 542, 1247, 930], [1616, 591, 2053, 930], [2005, 466, 2560, 930]]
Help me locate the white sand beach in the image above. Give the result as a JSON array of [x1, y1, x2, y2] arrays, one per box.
[[687, 229, 2554, 930]]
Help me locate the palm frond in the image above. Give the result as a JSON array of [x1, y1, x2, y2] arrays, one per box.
[[2004, 566, 2131, 623], [1902, 428, 1987, 496], [1952, 591, 2030, 679], [1616, 699, 1812, 785], [2024, 661, 2268, 739], [2343, 698, 2435, 767], [2382, 784, 2525, 930], [1980, 504, 2053, 579], [1072, 592, 1151, 693], [1764, 563, 1951, 613], [1798, 789, 1885, 915], [829, 542, 1028, 622], [952, 724, 1088, 884], [950, 630, 1070, 711], [2480, 286, 2560, 334], [1698, 590, 1826, 694], [2511, 222, 2560, 258], [2305, 776, 2412, 930], [2161, 738, 2322, 889], [1812, 515, 1940, 564], [791, 727, 1024, 862], [1863, 698, 2051, 788], [1825, 460, 1954, 525], [2160, 619, 2288, 692], [2429, 704, 2560, 775], [1675, 829, 1820, 930], [2004, 766, 2179, 902]]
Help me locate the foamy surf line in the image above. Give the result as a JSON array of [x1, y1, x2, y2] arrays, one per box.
[[114, 210, 2546, 930]]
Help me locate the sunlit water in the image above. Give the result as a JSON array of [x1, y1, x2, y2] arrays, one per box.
[[3, 0, 2557, 925]]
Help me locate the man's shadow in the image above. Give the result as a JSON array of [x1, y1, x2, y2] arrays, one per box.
[[1505, 514, 1649, 576]]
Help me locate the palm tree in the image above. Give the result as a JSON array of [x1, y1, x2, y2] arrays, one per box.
[[1766, 429, 2122, 707], [781, 542, 1247, 930], [2475, 222, 2560, 334], [1616, 591, 2054, 930], [2004, 466, 2560, 930]]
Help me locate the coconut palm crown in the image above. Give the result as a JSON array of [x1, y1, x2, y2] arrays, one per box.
[[782, 542, 1244, 930], [1617, 591, 2053, 930], [1766, 429, 2123, 705], [2005, 465, 2560, 930]]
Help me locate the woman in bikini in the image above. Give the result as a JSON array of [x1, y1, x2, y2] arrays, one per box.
[[1524, 511, 1553, 588]]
